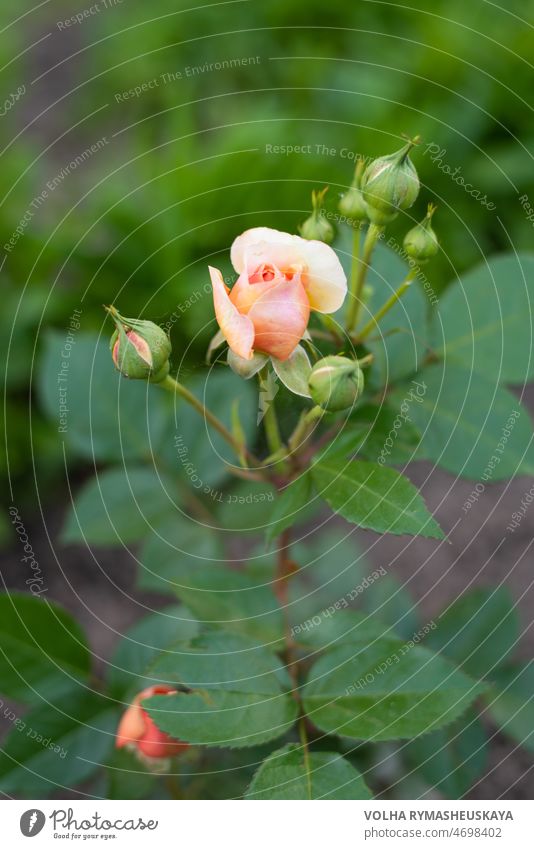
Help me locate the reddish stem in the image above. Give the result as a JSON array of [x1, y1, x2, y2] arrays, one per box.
[[274, 529, 300, 692]]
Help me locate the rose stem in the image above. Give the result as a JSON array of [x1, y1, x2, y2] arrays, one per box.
[[346, 222, 383, 333], [160, 373, 259, 465], [288, 406, 324, 454], [274, 528, 312, 797], [356, 266, 418, 342], [258, 367, 287, 468]]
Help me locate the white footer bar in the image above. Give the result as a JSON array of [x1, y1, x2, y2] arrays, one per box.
[[2, 799, 530, 847]]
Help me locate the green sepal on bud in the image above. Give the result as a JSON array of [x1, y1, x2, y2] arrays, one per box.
[[338, 160, 368, 221], [106, 306, 171, 383], [361, 136, 421, 225], [299, 187, 334, 244], [403, 203, 439, 263], [308, 355, 364, 412]]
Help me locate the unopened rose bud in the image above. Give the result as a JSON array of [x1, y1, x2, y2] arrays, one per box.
[[308, 355, 364, 412], [116, 685, 188, 760], [338, 160, 368, 221], [299, 187, 334, 244], [361, 137, 420, 225], [107, 306, 171, 382], [403, 203, 439, 263]]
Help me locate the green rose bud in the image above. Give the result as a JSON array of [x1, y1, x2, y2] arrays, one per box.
[[308, 355, 364, 412], [403, 203, 439, 263], [299, 187, 334, 244], [338, 160, 368, 221], [107, 306, 171, 382], [361, 136, 420, 224]]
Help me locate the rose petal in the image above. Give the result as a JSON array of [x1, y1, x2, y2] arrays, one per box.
[[116, 703, 145, 748], [248, 276, 310, 361], [229, 268, 282, 314], [209, 266, 255, 360], [298, 238, 347, 313], [231, 229, 347, 314], [231, 227, 296, 274]]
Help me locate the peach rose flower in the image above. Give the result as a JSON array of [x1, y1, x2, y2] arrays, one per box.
[[209, 227, 347, 362], [116, 685, 188, 759]]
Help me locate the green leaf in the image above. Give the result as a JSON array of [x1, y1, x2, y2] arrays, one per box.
[[404, 710, 488, 799], [216, 480, 277, 533], [291, 585, 417, 649], [271, 345, 312, 397], [37, 331, 169, 462], [139, 521, 283, 643], [107, 604, 199, 698], [485, 662, 534, 752], [253, 529, 381, 643], [0, 593, 91, 703], [342, 403, 426, 465], [394, 363, 534, 479], [245, 743, 372, 799], [361, 574, 419, 641], [294, 609, 393, 651], [287, 528, 371, 625], [311, 457, 443, 539], [265, 473, 312, 545], [0, 688, 116, 796], [426, 588, 519, 679], [228, 349, 268, 379], [143, 632, 297, 748], [61, 465, 177, 545], [432, 253, 534, 384], [286, 527, 415, 642], [302, 637, 485, 741], [137, 517, 222, 595], [282, 492, 417, 640]]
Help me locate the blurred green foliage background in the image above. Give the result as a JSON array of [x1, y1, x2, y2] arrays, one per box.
[[1, 0, 532, 495]]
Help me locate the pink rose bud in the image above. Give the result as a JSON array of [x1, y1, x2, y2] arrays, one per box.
[[111, 330, 152, 370], [106, 306, 171, 382], [116, 685, 188, 759], [209, 227, 347, 362]]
